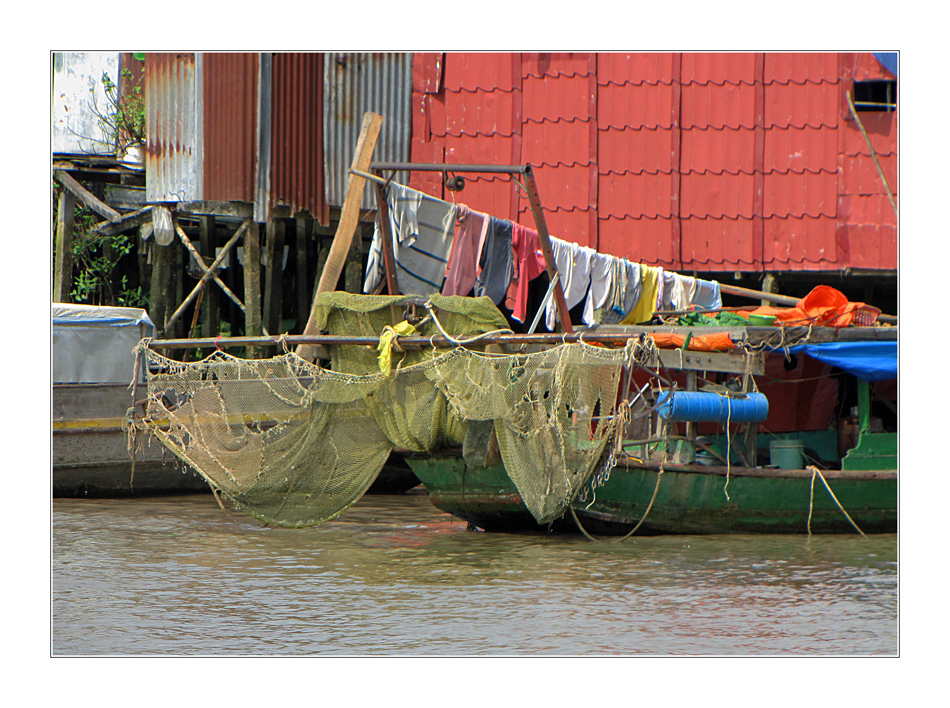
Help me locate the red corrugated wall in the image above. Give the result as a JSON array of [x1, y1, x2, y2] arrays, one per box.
[[410, 52, 897, 273]]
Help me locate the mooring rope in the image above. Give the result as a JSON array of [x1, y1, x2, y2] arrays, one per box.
[[807, 464, 867, 537]]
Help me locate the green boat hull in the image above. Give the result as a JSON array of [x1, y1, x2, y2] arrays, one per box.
[[406, 454, 897, 535]]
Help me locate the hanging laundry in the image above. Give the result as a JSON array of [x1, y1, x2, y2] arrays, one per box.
[[505, 223, 547, 323], [661, 271, 698, 312], [621, 263, 662, 325], [582, 251, 616, 326], [442, 204, 490, 297], [473, 217, 514, 305], [363, 183, 457, 296], [591, 256, 642, 325], [693, 278, 722, 310], [545, 238, 595, 330]]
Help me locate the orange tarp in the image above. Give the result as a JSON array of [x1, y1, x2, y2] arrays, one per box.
[[651, 331, 736, 351], [743, 286, 878, 328]]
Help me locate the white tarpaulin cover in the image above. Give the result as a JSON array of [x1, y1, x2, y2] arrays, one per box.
[[53, 303, 155, 384]]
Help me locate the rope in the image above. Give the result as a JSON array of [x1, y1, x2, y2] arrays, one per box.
[[807, 465, 867, 537], [423, 301, 513, 347]]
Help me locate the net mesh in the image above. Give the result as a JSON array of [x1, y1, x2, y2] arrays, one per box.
[[133, 294, 633, 527]]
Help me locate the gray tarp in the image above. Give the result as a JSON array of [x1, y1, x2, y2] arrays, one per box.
[[52, 303, 155, 384]]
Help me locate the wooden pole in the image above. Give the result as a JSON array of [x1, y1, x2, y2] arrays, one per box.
[[846, 90, 898, 219], [263, 217, 285, 335], [198, 215, 218, 338], [54, 189, 75, 303], [297, 112, 384, 361], [522, 165, 573, 333], [295, 216, 310, 333], [148, 240, 172, 335], [244, 221, 263, 357], [372, 175, 400, 297]]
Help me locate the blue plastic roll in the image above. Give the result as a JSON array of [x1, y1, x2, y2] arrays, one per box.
[[655, 391, 769, 423]]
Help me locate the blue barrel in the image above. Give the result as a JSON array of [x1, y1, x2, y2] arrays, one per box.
[[655, 391, 769, 423]]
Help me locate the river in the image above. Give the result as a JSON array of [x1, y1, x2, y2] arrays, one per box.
[[52, 489, 897, 656]]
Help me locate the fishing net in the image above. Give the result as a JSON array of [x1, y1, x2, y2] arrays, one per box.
[[132, 294, 634, 527]]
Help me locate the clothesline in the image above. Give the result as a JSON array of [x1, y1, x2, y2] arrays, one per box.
[[364, 182, 723, 329]]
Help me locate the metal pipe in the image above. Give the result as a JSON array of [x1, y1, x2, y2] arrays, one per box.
[[370, 162, 526, 174]]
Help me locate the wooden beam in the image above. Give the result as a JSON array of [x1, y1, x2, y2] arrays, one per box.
[[93, 206, 153, 237], [297, 112, 384, 362], [54, 189, 75, 303], [295, 216, 310, 334], [148, 239, 172, 335], [54, 170, 122, 223], [199, 215, 219, 338]]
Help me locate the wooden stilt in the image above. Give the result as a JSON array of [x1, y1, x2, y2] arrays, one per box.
[[295, 216, 311, 333], [198, 215, 219, 338], [54, 189, 75, 303], [264, 217, 285, 335], [244, 221, 263, 358]]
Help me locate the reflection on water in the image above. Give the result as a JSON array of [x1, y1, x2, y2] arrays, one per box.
[[52, 492, 897, 656]]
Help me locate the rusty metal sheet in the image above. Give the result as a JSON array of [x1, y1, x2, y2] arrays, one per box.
[[324, 52, 412, 209], [270, 52, 326, 222], [202, 52, 259, 204], [145, 52, 200, 203]]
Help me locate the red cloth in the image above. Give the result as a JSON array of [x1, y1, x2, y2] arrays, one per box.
[[505, 223, 546, 323], [442, 204, 489, 297]]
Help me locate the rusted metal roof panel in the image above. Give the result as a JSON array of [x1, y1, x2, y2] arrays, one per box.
[[443, 53, 520, 92], [680, 217, 756, 269], [599, 172, 676, 219], [599, 216, 678, 267], [146, 52, 201, 203], [445, 87, 518, 137], [324, 52, 412, 209], [598, 127, 675, 175], [597, 53, 675, 86], [764, 171, 837, 218], [522, 52, 592, 79], [681, 127, 756, 174], [681, 52, 757, 85], [764, 53, 839, 84], [523, 74, 591, 123], [838, 153, 898, 195], [521, 119, 593, 167], [681, 172, 756, 219], [270, 52, 326, 222], [202, 52, 258, 204], [681, 82, 757, 129], [763, 81, 839, 128], [763, 216, 838, 269], [764, 126, 838, 174], [597, 82, 676, 129]]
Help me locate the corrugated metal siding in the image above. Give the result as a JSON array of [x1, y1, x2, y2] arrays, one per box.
[[145, 53, 201, 203], [202, 53, 259, 204], [411, 52, 897, 273], [324, 53, 412, 210], [271, 52, 327, 223]]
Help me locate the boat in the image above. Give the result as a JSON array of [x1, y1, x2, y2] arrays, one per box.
[[52, 303, 209, 497], [406, 319, 897, 536]]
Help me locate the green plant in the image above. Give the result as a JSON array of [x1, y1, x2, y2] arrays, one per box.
[[89, 66, 146, 153]]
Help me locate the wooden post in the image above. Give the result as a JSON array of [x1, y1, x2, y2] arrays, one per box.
[[54, 189, 75, 303], [169, 237, 185, 341], [373, 176, 400, 296], [149, 240, 172, 336], [297, 112, 384, 361], [264, 217, 285, 335], [199, 215, 219, 338], [522, 165, 573, 333], [344, 222, 364, 294], [295, 216, 310, 333], [244, 221, 263, 358]]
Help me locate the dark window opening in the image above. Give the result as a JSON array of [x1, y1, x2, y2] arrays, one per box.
[[853, 80, 897, 112]]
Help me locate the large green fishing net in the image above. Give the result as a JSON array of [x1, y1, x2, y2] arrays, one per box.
[[133, 294, 633, 526]]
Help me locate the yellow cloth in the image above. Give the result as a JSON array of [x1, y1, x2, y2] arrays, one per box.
[[621, 264, 661, 324], [377, 320, 417, 375]]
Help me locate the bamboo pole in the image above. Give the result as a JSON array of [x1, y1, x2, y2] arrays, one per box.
[[846, 90, 898, 219]]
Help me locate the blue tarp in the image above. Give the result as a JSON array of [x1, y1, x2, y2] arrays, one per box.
[[788, 341, 897, 381], [872, 52, 898, 78]]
